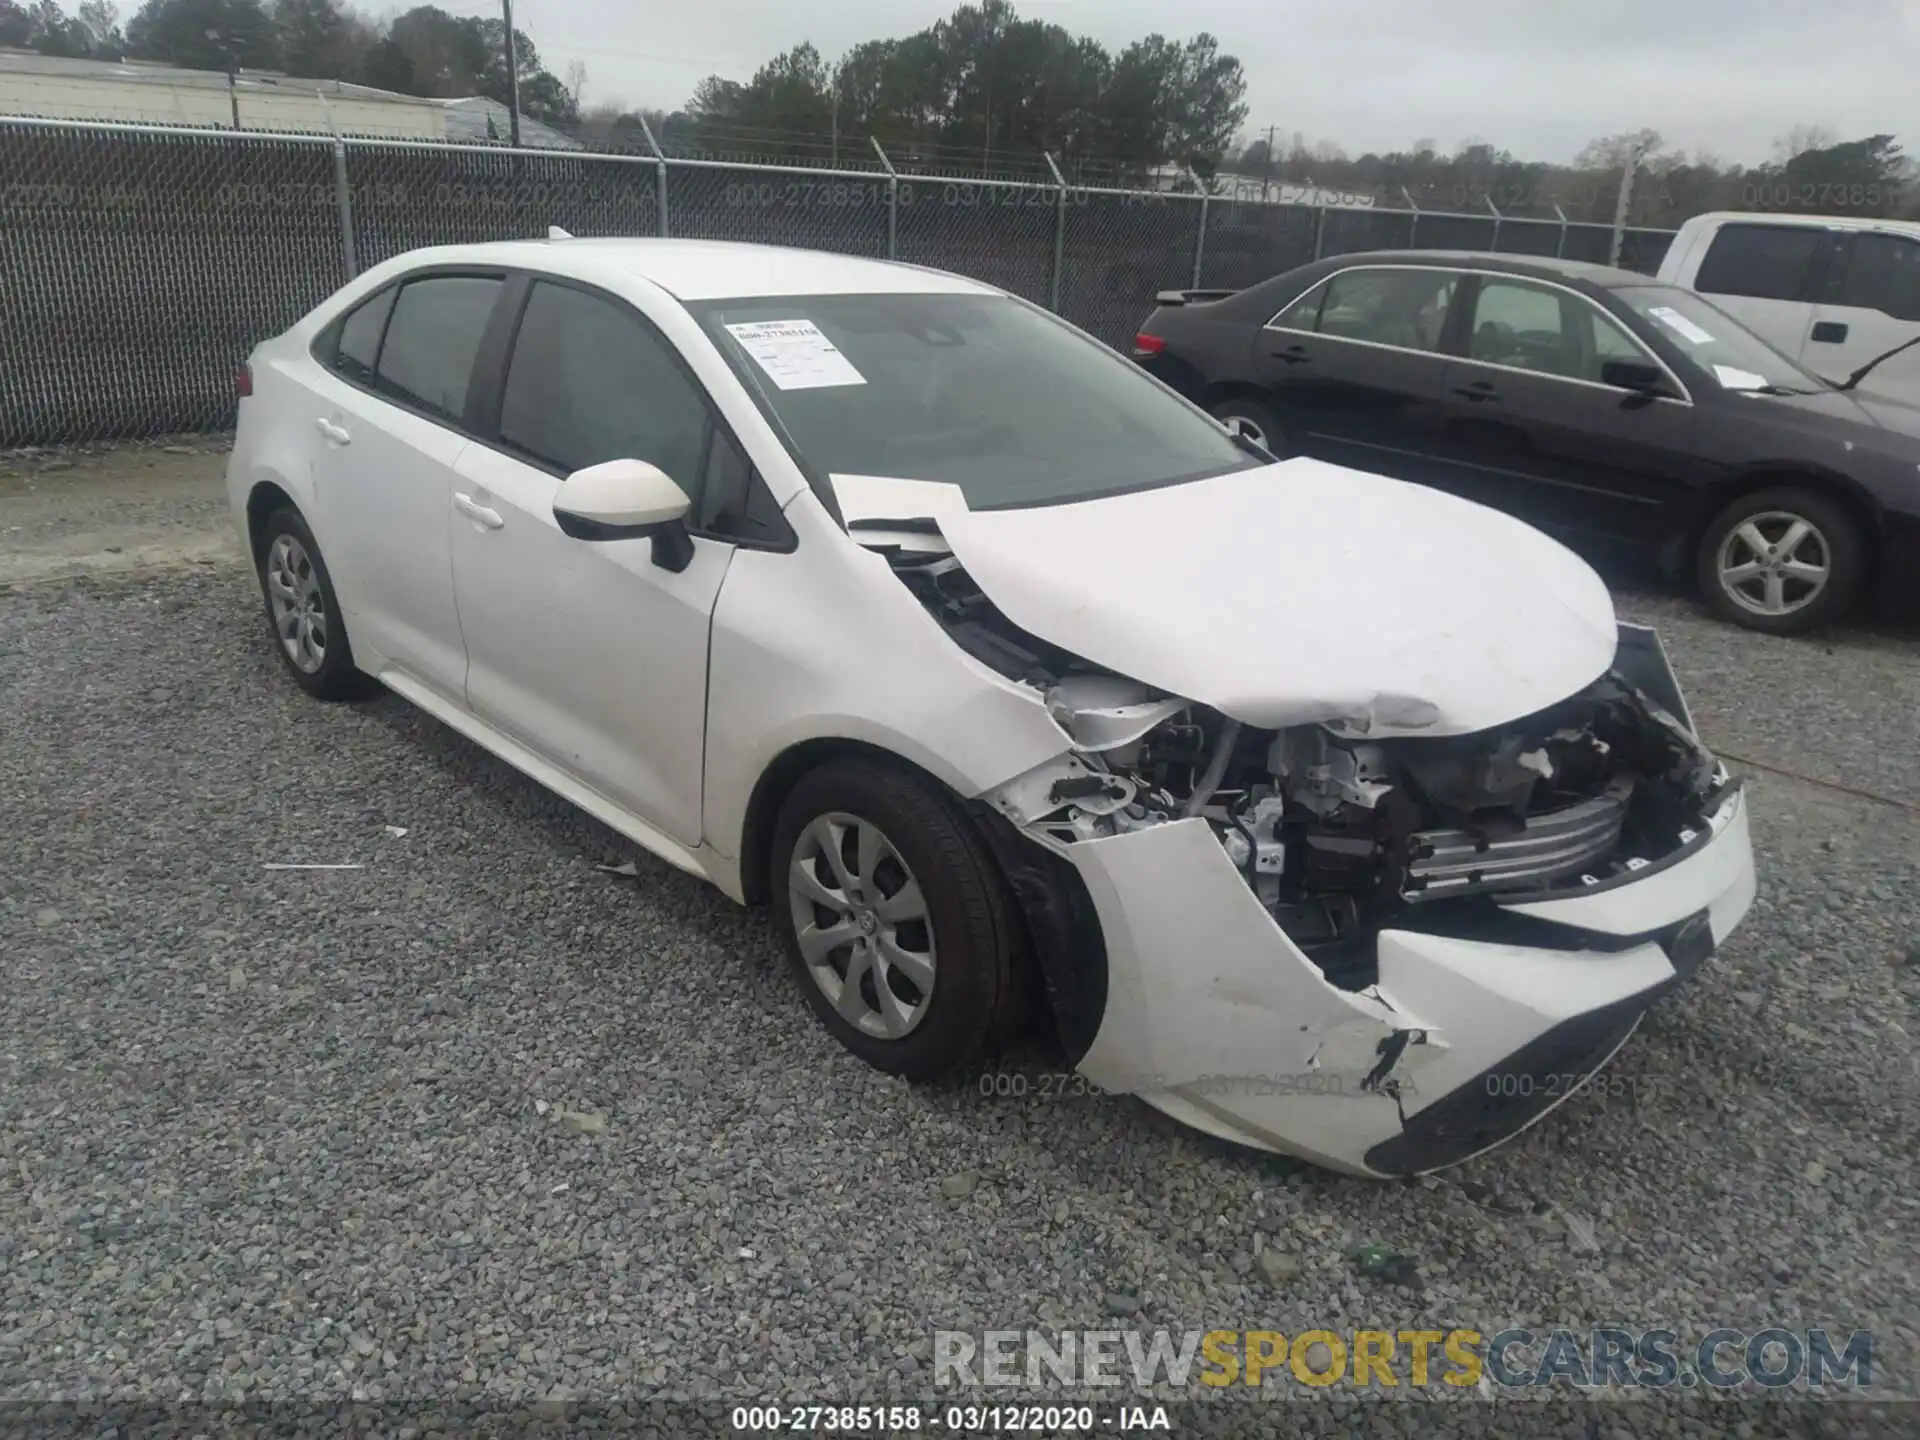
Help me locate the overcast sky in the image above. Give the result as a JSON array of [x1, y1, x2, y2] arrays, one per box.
[[432, 0, 1910, 166]]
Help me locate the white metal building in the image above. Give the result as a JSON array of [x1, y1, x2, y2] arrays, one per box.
[[0, 49, 449, 139]]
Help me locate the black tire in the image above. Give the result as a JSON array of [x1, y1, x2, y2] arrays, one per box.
[[770, 758, 1020, 1081], [1208, 395, 1290, 457], [255, 507, 375, 700], [1695, 486, 1866, 636]]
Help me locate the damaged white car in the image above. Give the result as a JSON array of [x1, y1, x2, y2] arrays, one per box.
[[229, 238, 1757, 1177]]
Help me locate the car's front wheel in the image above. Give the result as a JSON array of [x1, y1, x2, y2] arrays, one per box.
[[1208, 396, 1290, 457], [1696, 487, 1865, 635], [770, 759, 1019, 1081], [256, 507, 373, 699]]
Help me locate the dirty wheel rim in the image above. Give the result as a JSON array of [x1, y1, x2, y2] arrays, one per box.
[[1222, 413, 1268, 448], [788, 811, 936, 1040], [1715, 511, 1831, 618], [265, 533, 327, 673]]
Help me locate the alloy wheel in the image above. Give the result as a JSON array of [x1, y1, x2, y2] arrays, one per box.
[[787, 811, 937, 1040], [1714, 511, 1831, 619], [1221, 413, 1268, 448], [265, 533, 328, 673]]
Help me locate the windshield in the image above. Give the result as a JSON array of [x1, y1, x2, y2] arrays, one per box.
[[690, 292, 1259, 510], [1613, 285, 1824, 393]]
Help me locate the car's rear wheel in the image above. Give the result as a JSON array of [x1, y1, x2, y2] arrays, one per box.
[[1208, 396, 1290, 457], [1696, 487, 1865, 635], [256, 507, 373, 699], [770, 759, 1019, 1081]]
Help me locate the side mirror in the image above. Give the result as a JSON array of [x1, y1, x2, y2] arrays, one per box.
[[1600, 357, 1670, 397], [552, 458, 694, 571]]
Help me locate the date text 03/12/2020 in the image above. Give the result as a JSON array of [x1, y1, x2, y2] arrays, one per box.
[[729, 1405, 1170, 1432]]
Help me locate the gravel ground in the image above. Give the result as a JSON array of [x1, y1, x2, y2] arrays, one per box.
[[1, 563, 1916, 1437]]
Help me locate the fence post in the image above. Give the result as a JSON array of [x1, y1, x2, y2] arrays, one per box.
[[1483, 194, 1502, 252], [1042, 152, 1070, 311], [872, 138, 899, 260], [1401, 186, 1419, 248], [1552, 203, 1569, 258], [331, 138, 358, 280], [1311, 204, 1326, 260], [637, 115, 669, 237], [1186, 163, 1209, 287]]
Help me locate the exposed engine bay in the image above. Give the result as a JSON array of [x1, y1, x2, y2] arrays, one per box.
[[887, 544, 1733, 989]]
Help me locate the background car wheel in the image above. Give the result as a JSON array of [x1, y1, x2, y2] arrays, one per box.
[[256, 507, 374, 700], [770, 759, 1019, 1082], [1208, 397, 1290, 457], [1696, 487, 1864, 635]]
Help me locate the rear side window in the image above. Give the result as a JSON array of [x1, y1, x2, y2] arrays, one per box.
[[332, 287, 394, 385], [1693, 223, 1820, 302], [1833, 232, 1920, 321], [1291, 268, 1457, 352], [374, 275, 503, 422], [498, 281, 709, 488]]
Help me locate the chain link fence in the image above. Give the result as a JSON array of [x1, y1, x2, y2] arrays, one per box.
[[0, 117, 1679, 446]]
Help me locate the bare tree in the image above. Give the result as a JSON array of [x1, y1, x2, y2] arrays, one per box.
[[565, 58, 587, 114], [1773, 125, 1836, 164], [1573, 128, 1664, 171]]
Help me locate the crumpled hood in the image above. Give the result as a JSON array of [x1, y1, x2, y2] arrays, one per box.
[[836, 460, 1618, 737]]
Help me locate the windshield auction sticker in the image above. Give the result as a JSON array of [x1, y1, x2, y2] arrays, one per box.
[[724, 319, 868, 390], [1646, 306, 1716, 345]]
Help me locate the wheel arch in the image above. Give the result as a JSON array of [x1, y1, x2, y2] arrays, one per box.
[[1677, 465, 1884, 585], [245, 479, 300, 563], [735, 734, 1106, 1061], [1199, 378, 1272, 413]]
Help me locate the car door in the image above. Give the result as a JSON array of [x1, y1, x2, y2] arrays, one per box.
[[448, 276, 769, 848], [1256, 264, 1460, 482], [1436, 275, 1699, 544], [1801, 229, 1920, 398], [1686, 220, 1822, 358], [307, 271, 504, 697]]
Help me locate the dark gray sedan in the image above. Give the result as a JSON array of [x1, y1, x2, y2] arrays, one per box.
[[1133, 250, 1920, 634]]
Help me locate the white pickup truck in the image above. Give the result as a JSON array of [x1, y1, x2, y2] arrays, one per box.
[[1658, 212, 1920, 403]]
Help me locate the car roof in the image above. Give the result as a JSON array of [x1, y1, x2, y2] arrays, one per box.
[[1314, 249, 1662, 289], [367, 237, 1002, 301], [1676, 211, 1920, 237]]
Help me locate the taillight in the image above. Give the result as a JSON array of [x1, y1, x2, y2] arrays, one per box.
[[1132, 332, 1167, 357], [235, 363, 253, 398]]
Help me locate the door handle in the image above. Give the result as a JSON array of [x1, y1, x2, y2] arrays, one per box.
[[1270, 345, 1311, 365], [1809, 321, 1849, 344], [453, 492, 504, 529], [314, 417, 351, 444], [1451, 381, 1499, 402]]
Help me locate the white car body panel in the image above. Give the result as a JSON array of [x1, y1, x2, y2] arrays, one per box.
[[1063, 788, 1752, 1175], [225, 237, 1761, 1179], [701, 493, 1080, 885], [856, 460, 1619, 736], [448, 443, 736, 849]]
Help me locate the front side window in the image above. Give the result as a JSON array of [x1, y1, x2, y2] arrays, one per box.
[[692, 292, 1259, 511], [1307, 269, 1457, 351], [499, 281, 710, 490], [374, 275, 503, 421], [1466, 279, 1655, 385], [1833, 232, 1920, 321], [1693, 223, 1820, 303]]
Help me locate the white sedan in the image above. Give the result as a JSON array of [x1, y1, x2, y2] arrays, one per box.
[[227, 237, 1756, 1177]]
